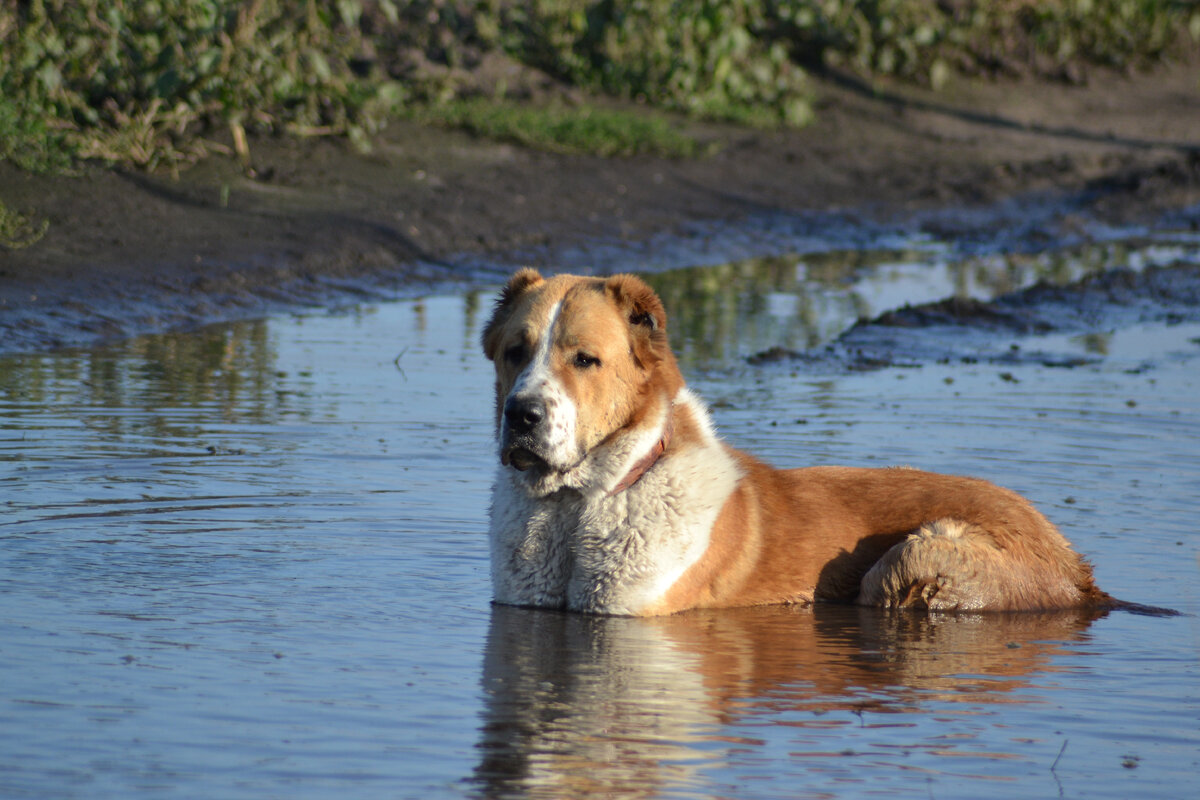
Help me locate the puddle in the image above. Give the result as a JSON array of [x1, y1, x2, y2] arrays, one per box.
[[639, 235, 1200, 369], [2, 230, 1199, 799]]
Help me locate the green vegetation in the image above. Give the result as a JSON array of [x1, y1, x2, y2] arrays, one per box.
[[0, 200, 48, 249], [0, 0, 1197, 172], [770, 0, 1200, 87], [0, 0, 409, 170], [497, 0, 813, 125], [0, 92, 72, 172]]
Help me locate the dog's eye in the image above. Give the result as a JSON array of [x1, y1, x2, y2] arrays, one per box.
[[504, 344, 527, 365], [573, 351, 601, 369]]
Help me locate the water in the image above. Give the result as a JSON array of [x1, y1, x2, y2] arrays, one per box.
[[2, 231, 1199, 799]]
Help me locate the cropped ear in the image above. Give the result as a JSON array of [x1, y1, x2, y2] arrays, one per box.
[[482, 268, 543, 360], [604, 273, 670, 364]]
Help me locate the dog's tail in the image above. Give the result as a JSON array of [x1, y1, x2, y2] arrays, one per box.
[[1100, 597, 1183, 617]]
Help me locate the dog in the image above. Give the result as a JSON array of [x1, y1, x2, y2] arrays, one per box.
[[481, 268, 1111, 616]]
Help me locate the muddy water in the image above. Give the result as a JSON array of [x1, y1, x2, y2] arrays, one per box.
[[2, 232, 1199, 799]]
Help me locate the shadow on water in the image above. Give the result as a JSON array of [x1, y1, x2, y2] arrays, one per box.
[[472, 603, 1103, 799]]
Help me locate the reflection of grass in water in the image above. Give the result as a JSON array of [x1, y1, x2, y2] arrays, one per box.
[[643, 238, 1190, 369], [644, 249, 924, 367], [0, 321, 311, 437]]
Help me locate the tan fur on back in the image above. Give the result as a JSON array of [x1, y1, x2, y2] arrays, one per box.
[[482, 270, 1111, 616]]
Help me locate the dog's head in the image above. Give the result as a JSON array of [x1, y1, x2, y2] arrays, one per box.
[[482, 269, 683, 495]]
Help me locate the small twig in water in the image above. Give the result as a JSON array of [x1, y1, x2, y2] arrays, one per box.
[[1051, 739, 1069, 798], [393, 348, 409, 379], [1051, 739, 1068, 772]]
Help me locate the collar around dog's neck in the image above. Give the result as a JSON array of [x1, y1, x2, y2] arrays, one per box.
[[607, 419, 673, 497]]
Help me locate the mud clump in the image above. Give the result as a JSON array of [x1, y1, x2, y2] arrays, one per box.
[[752, 263, 1200, 372], [872, 297, 1054, 334], [874, 263, 1200, 334]]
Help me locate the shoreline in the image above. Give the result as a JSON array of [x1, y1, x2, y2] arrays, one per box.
[[2, 65, 1199, 355]]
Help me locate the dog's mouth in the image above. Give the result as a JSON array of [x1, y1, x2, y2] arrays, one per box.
[[502, 445, 549, 473]]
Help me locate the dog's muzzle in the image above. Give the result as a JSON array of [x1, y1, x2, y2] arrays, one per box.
[[500, 395, 550, 472]]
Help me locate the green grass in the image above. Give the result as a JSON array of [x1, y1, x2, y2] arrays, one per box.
[[0, 95, 71, 174], [3, 1, 1193, 251], [0, 0, 1196, 172], [0, 201, 48, 250], [413, 100, 712, 158]]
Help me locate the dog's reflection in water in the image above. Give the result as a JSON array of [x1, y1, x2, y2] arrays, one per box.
[[471, 604, 1102, 797]]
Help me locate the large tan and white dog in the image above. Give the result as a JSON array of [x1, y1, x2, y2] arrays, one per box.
[[482, 269, 1111, 616]]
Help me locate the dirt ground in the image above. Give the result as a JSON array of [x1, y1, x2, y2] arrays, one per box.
[[2, 62, 1199, 354]]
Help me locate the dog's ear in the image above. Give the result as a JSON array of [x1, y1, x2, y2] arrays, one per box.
[[482, 268, 543, 360], [605, 273, 669, 364], [605, 273, 666, 331]]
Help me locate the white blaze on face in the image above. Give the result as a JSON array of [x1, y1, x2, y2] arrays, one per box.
[[503, 300, 581, 471]]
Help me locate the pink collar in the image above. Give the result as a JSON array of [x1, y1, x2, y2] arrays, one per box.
[[607, 420, 673, 496]]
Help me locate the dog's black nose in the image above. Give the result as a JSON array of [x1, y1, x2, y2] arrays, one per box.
[[504, 396, 545, 434]]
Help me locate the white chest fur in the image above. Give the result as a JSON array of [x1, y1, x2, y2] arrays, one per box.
[[488, 391, 742, 615]]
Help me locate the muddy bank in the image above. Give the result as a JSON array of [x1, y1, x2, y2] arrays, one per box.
[[2, 63, 1199, 354]]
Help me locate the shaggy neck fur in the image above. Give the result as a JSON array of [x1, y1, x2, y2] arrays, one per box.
[[488, 388, 743, 615]]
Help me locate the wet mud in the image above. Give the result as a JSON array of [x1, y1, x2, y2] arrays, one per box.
[[3, 62, 1200, 354]]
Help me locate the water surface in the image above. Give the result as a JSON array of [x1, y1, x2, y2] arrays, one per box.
[[2, 232, 1199, 799]]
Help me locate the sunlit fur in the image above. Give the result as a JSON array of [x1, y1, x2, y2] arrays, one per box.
[[482, 270, 1112, 616]]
